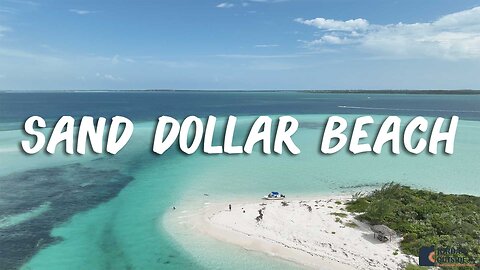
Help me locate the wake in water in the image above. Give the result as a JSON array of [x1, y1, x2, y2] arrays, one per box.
[[338, 105, 480, 113]]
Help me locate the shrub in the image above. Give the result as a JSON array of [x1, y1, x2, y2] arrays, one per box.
[[346, 183, 480, 263], [345, 222, 358, 228], [331, 212, 348, 218]]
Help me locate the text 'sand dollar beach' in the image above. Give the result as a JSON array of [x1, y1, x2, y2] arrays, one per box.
[[1, 91, 479, 269]]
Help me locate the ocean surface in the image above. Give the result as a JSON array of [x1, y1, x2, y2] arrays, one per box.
[[0, 91, 479, 270]]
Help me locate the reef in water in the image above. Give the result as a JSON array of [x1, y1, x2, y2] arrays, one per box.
[[0, 163, 133, 270]]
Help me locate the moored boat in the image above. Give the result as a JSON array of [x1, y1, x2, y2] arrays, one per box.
[[263, 191, 285, 200]]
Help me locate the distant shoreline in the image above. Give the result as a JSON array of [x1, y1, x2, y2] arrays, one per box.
[[1, 89, 480, 95]]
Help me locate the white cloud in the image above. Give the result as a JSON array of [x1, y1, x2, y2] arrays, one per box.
[[216, 0, 286, 11], [300, 35, 353, 46], [0, 47, 63, 64], [5, 0, 38, 6], [0, 7, 17, 14], [295, 17, 369, 32], [144, 59, 198, 68], [111, 54, 120, 64], [216, 2, 234, 8], [0, 25, 11, 38], [255, 44, 279, 48], [89, 54, 136, 65], [321, 35, 350, 44], [215, 53, 300, 59], [96, 72, 123, 81], [249, 0, 288, 3], [69, 9, 94, 15], [296, 6, 480, 59]]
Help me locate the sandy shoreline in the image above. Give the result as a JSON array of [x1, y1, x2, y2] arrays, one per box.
[[164, 195, 418, 270]]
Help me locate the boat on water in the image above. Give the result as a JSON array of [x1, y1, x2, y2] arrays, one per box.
[[263, 191, 285, 200]]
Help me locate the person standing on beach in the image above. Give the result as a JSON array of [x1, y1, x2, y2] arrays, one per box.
[[229, 204, 232, 211]]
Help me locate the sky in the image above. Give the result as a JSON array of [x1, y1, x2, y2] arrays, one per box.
[[0, 0, 480, 90]]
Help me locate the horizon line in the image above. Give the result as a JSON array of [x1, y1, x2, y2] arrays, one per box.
[[1, 89, 480, 94]]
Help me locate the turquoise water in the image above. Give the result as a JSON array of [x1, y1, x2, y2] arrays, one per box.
[[6, 114, 478, 270], [0, 92, 479, 269]]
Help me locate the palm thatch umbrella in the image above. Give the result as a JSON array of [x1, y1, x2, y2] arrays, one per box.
[[371, 225, 395, 242]]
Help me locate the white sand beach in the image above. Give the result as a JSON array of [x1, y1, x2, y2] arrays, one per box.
[[165, 195, 418, 270]]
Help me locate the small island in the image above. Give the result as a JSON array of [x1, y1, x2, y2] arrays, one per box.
[[167, 184, 480, 270]]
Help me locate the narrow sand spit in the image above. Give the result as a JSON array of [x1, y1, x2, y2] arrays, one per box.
[[171, 195, 418, 270]]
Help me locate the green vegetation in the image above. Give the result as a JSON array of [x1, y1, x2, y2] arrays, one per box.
[[404, 264, 425, 270], [346, 183, 480, 268], [331, 212, 348, 218], [345, 221, 358, 228]]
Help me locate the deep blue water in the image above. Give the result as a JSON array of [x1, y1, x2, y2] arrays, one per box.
[[1, 92, 480, 130]]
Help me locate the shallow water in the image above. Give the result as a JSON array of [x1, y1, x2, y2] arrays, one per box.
[[0, 92, 479, 269]]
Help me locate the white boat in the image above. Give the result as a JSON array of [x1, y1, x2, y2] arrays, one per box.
[[263, 191, 285, 200]]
